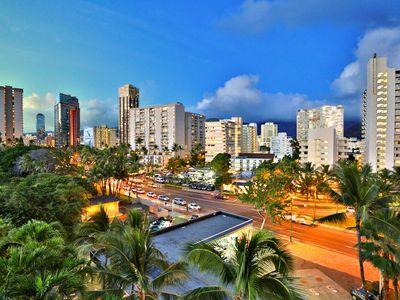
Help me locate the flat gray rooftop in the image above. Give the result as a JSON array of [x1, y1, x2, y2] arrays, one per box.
[[152, 211, 252, 296]]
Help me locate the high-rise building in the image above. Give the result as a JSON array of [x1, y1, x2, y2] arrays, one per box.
[[363, 55, 400, 171], [36, 113, 45, 139], [270, 132, 293, 160], [305, 127, 338, 167], [94, 125, 118, 149], [185, 112, 205, 151], [205, 118, 242, 162], [241, 123, 258, 153], [129, 102, 186, 152], [259, 122, 278, 147], [119, 84, 139, 145], [54, 93, 80, 147], [0, 85, 23, 142], [297, 105, 344, 140], [82, 127, 94, 148]]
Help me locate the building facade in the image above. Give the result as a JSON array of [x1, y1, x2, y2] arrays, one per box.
[[297, 105, 344, 141], [82, 127, 94, 148], [54, 93, 80, 147], [363, 55, 400, 171], [241, 123, 258, 153], [0, 85, 23, 142], [231, 153, 275, 172], [36, 113, 45, 140], [119, 84, 139, 145], [270, 132, 293, 160], [259, 122, 278, 147], [94, 125, 118, 149], [205, 118, 242, 162], [129, 102, 186, 152], [185, 112, 205, 151]]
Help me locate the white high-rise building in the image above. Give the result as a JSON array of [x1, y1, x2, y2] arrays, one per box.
[[297, 105, 344, 141], [306, 128, 338, 167], [363, 55, 400, 171], [0, 86, 23, 142], [259, 122, 278, 147], [270, 132, 293, 160], [129, 102, 186, 152], [241, 123, 258, 153], [205, 118, 242, 162]]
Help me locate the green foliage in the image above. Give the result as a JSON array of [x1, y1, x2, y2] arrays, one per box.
[[0, 144, 40, 174], [185, 230, 302, 300], [0, 173, 90, 234], [290, 139, 300, 160], [0, 220, 90, 298], [209, 153, 231, 175], [166, 157, 187, 173]]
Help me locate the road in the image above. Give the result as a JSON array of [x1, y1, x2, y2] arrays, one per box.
[[133, 183, 358, 258]]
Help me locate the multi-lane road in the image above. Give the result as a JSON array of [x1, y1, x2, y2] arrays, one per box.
[[136, 183, 358, 258]]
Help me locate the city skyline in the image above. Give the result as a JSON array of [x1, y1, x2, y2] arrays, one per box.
[[1, 1, 399, 132]]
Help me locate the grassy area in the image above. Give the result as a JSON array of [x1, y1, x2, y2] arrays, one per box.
[[173, 216, 188, 224]]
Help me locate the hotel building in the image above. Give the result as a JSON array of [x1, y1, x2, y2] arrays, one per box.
[[259, 122, 278, 147], [119, 84, 139, 145], [0, 85, 23, 142], [270, 132, 293, 160], [241, 123, 258, 153], [185, 112, 206, 151], [94, 125, 118, 149], [363, 55, 400, 171], [54, 93, 80, 147]]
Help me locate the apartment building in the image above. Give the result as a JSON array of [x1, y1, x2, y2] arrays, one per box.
[[0, 85, 23, 142], [185, 112, 205, 151], [119, 84, 139, 144], [205, 118, 241, 162], [363, 54, 400, 171], [241, 123, 258, 153], [270, 132, 293, 160], [129, 102, 186, 152], [259, 122, 278, 147], [54, 93, 80, 147], [94, 125, 118, 149], [231, 153, 274, 172]]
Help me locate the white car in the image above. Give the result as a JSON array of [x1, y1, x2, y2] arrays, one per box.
[[296, 215, 316, 226], [147, 192, 157, 198], [188, 203, 201, 211], [346, 206, 355, 214], [155, 177, 166, 183], [283, 214, 298, 222], [158, 195, 170, 202], [173, 198, 187, 206], [136, 188, 145, 194]]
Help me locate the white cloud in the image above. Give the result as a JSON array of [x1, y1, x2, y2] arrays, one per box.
[[331, 27, 400, 98], [23, 92, 56, 132], [194, 74, 328, 121], [80, 98, 118, 129]]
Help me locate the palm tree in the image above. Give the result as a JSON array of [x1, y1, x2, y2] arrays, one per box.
[[321, 162, 391, 288], [172, 143, 183, 158], [185, 230, 302, 300], [362, 207, 400, 300], [90, 209, 189, 299]]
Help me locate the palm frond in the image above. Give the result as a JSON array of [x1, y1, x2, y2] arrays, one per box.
[[317, 212, 347, 223], [182, 285, 228, 300]]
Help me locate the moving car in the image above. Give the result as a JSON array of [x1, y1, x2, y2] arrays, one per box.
[[214, 193, 225, 200], [283, 214, 298, 222], [188, 203, 201, 211], [158, 195, 170, 202], [146, 191, 157, 198], [189, 214, 199, 221], [296, 215, 317, 226], [155, 177, 166, 183], [136, 188, 145, 194], [173, 198, 187, 206]]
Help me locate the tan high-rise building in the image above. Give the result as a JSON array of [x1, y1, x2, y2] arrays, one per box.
[[242, 123, 258, 153], [119, 84, 139, 145], [259, 122, 278, 147], [205, 117, 242, 162], [0, 86, 23, 142], [185, 112, 205, 151], [94, 125, 118, 149], [363, 55, 400, 171]]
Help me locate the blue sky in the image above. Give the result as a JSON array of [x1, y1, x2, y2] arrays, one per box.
[[0, 0, 399, 132]]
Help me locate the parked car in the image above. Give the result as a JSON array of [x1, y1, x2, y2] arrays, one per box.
[[173, 198, 187, 206], [158, 195, 170, 201], [346, 206, 356, 214], [296, 215, 317, 226], [188, 203, 201, 211], [350, 288, 378, 300], [150, 217, 172, 232], [155, 177, 166, 183], [189, 214, 199, 221], [136, 188, 145, 194], [146, 191, 157, 198]]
